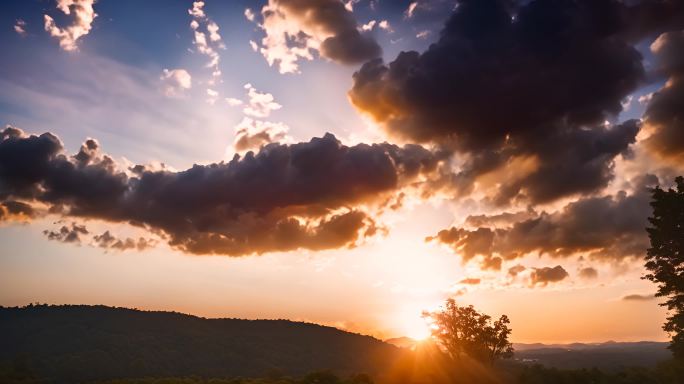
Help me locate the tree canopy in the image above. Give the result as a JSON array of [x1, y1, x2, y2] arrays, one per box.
[[423, 299, 513, 364], [645, 176, 684, 358]]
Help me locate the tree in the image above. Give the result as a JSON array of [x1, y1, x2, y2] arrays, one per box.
[[423, 299, 513, 364], [645, 176, 684, 358]]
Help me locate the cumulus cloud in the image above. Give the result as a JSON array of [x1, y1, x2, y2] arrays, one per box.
[[160, 69, 192, 98], [244, 8, 256, 22], [578, 267, 599, 279], [378, 20, 392, 32], [242, 83, 282, 118], [0, 127, 441, 256], [458, 278, 481, 285], [227, 84, 290, 152], [44, 222, 89, 244], [233, 117, 290, 152], [349, 0, 684, 205], [93, 230, 155, 252], [508, 264, 525, 277], [226, 97, 243, 107], [642, 30, 684, 164], [428, 175, 658, 270], [44, 0, 97, 51], [248, 0, 381, 74], [0, 201, 36, 222], [360, 19, 391, 33], [14, 19, 27, 36], [529, 265, 569, 287]]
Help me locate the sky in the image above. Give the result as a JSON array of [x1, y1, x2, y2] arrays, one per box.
[[1, 0, 683, 343]]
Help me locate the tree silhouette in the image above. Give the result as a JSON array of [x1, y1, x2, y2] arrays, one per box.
[[645, 176, 684, 358], [423, 299, 513, 364]]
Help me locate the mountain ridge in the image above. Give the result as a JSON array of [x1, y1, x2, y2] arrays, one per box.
[[0, 304, 404, 383]]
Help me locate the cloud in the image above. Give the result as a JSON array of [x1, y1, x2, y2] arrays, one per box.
[[233, 117, 290, 152], [93, 230, 155, 252], [642, 30, 684, 165], [242, 83, 282, 118], [14, 19, 27, 36], [206, 88, 219, 104], [508, 264, 525, 277], [160, 69, 192, 98], [378, 20, 392, 33], [0, 201, 36, 222], [458, 278, 481, 285], [1, 127, 441, 256], [227, 84, 290, 152], [404, 2, 419, 18], [416, 30, 430, 39], [244, 8, 256, 22], [578, 267, 599, 279], [44, 0, 97, 51], [226, 97, 243, 107], [44, 221, 155, 251], [188, 1, 224, 86], [529, 265, 569, 287], [249, 0, 381, 74], [349, 0, 684, 204], [428, 175, 658, 269], [622, 293, 657, 301], [361, 20, 376, 32], [188, 1, 206, 19], [43, 222, 89, 244]]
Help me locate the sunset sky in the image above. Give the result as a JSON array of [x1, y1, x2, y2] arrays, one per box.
[[1, 0, 683, 344]]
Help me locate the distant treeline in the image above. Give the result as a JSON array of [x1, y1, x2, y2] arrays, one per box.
[[2, 305, 684, 384]]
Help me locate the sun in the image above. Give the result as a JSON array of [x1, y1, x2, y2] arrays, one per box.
[[407, 326, 432, 341], [403, 315, 433, 341]]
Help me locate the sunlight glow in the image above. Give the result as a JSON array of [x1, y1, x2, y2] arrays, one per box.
[[403, 314, 433, 341]]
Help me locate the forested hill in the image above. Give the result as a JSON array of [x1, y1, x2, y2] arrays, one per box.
[[0, 305, 403, 383]]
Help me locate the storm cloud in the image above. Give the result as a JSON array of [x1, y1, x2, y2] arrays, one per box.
[[428, 175, 658, 269], [0, 127, 440, 256], [643, 30, 684, 164], [349, 0, 684, 204]]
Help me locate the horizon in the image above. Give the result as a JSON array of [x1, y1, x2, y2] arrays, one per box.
[[1, 0, 683, 347], [1, 303, 671, 345]]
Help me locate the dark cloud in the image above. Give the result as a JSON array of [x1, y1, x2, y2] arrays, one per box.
[[643, 30, 684, 163], [578, 267, 599, 279], [267, 0, 381, 65], [43, 223, 89, 244], [529, 265, 569, 287], [93, 231, 155, 252], [234, 125, 286, 153], [464, 208, 536, 228], [0, 200, 36, 221], [622, 293, 657, 301], [459, 278, 481, 285], [1, 127, 440, 256], [508, 264, 525, 277], [320, 29, 382, 65], [429, 175, 658, 269], [349, 0, 684, 204]]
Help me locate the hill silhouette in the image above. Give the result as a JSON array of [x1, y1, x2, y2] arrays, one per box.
[[0, 305, 403, 383]]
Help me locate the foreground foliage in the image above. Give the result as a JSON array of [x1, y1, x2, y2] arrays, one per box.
[[645, 176, 684, 358]]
